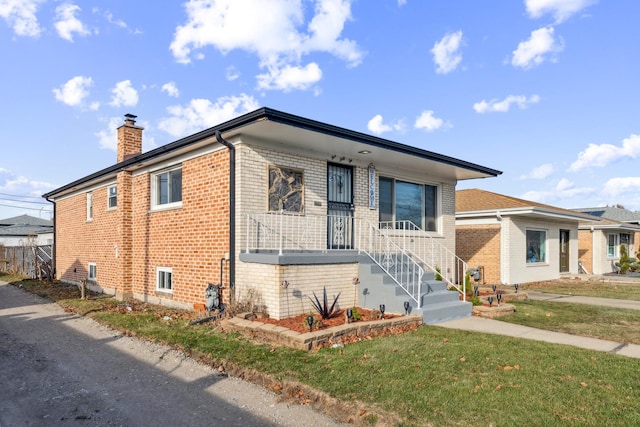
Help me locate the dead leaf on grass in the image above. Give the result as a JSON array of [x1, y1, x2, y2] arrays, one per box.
[[581, 382, 588, 387]]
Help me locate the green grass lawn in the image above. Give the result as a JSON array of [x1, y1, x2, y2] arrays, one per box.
[[522, 278, 640, 300], [7, 280, 640, 427], [498, 300, 640, 345]]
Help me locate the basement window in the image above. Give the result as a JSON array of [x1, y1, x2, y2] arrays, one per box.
[[156, 267, 173, 292], [88, 262, 97, 281]]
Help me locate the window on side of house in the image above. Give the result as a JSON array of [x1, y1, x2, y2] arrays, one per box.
[[88, 262, 97, 281], [156, 267, 173, 292], [108, 185, 117, 209], [620, 233, 631, 254], [526, 229, 547, 263], [378, 177, 438, 231], [86, 192, 93, 221], [608, 234, 619, 258], [152, 166, 182, 209], [268, 165, 304, 212]]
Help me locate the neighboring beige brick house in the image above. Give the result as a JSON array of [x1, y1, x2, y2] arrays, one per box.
[[44, 108, 500, 321], [576, 219, 640, 275], [456, 189, 597, 285]]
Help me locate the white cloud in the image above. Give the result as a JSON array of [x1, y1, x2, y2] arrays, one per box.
[[52, 75, 93, 107], [104, 9, 142, 34], [431, 30, 463, 74], [109, 80, 139, 107], [0, 167, 57, 217], [161, 82, 180, 97], [569, 134, 640, 171], [511, 26, 563, 69], [520, 163, 554, 179], [525, 0, 596, 24], [398, 0, 407, 5], [414, 110, 445, 132], [256, 62, 322, 92], [158, 94, 259, 138], [556, 177, 573, 191], [602, 177, 640, 197], [169, 0, 364, 92], [54, 3, 90, 42], [473, 94, 540, 113], [226, 66, 240, 81], [0, 0, 43, 37], [367, 114, 405, 135]]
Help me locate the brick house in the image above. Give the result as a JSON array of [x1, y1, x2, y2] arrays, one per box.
[[43, 108, 501, 323], [456, 189, 597, 285]]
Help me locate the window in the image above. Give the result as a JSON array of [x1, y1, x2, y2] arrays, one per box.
[[152, 167, 182, 208], [88, 262, 97, 281], [379, 177, 438, 231], [156, 267, 172, 291], [268, 165, 304, 212], [608, 234, 619, 258], [526, 229, 547, 263], [86, 192, 93, 220], [108, 185, 117, 209]]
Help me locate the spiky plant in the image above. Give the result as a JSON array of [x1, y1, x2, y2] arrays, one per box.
[[308, 287, 341, 319]]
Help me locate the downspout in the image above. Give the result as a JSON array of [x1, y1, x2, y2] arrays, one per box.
[[215, 130, 235, 304], [44, 195, 56, 280]]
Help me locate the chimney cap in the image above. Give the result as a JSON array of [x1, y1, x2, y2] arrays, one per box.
[[124, 113, 137, 123]]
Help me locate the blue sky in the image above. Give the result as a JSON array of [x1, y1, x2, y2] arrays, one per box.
[[1, 0, 639, 220]]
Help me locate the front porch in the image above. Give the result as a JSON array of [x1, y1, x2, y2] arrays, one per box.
[[237, 212, 471, 324]]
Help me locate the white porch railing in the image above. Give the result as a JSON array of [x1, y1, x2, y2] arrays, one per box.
[[379, 221, 467, 298], [245, 212, 466, 306]]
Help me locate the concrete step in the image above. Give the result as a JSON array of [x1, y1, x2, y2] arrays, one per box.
[[422, 300, 472, 324]]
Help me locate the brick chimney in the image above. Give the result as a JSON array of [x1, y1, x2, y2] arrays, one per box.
[[117, 113, 144, 163]]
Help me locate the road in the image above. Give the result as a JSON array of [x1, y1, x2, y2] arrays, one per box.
[[0, 283, 345, 427]]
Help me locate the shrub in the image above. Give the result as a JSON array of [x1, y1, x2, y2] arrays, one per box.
[[308, 287, 341, 319], [468, 295, 482, 306], [435, 266, 442, 281]]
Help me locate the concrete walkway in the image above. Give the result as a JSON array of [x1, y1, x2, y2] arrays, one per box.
[[439, 293, 640, 359]]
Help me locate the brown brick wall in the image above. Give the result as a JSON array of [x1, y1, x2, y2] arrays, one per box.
[[577, 230, 593, 274], [456, 224, 501, 285], [56, 148, 231, 309]]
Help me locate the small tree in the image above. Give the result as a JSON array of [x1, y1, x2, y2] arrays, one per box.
[[616, 244, 637, 274]]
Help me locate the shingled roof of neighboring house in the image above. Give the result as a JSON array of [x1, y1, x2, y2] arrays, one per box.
[[578, 217, 640, 231], [456, 188, 598, 222], [573, 207, 640, 224], [0, 224, 53, 237], [0, 214, 53, 227]]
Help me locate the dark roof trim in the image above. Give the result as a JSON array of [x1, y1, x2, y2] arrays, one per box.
[[44, 107, 502, 198]]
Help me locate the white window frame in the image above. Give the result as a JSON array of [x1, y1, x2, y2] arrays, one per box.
[[86, 192, 93, 221], [151, 166, 183, 210], [156, 267, 173, 292], [107, 184, 117, 210], [88, 262, 97, 281], [608, 233, 619, 258], [526, 228, 547, 264]]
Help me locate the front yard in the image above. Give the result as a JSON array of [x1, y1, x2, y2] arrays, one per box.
[[2, 275, 640, 426]]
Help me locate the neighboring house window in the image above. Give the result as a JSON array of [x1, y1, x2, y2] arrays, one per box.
[[156, 267, 173, 292], [379, 177, 438, 231], [620, 233, 631, 253], [526, 229, 546, 263], [88, 262, 97, 281], [108, 185, 117, 209], [268, 165, 304, 212], [152, 166, 182, 209], [86, 192, 93, 220], [608, 234, 619, 258]]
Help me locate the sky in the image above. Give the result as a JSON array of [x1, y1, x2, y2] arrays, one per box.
[[1, 0, 639, 221]]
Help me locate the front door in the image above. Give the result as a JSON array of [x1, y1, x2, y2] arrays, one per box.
[[327, 163, 354, 249], [559, 229, 570, 272]]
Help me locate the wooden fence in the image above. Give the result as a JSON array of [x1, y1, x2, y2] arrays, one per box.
[[0, 244, 52, 279]]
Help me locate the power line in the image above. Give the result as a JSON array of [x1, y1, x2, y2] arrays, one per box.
[[0, 197, 49, 205], [0, 192, 45, 200], [0, 203, 52, 212]]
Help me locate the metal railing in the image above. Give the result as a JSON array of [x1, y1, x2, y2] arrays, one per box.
[[379, 221, 467, 298], [244, 213, 467, 302]]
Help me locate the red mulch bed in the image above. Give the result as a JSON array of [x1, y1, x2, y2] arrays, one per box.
[[257, 308, 400, 334]]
